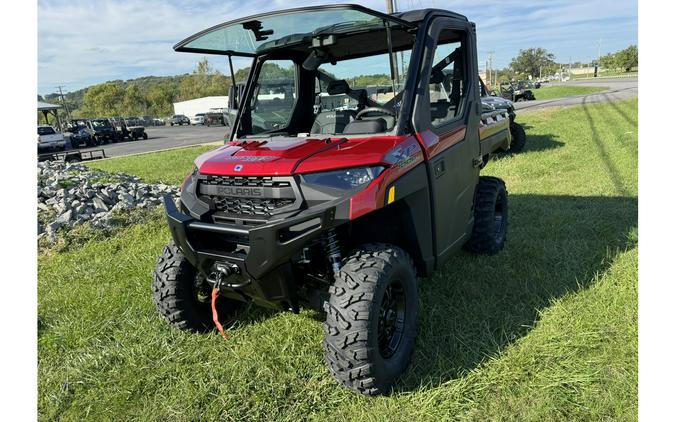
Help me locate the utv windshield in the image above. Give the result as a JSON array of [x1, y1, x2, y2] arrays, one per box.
[[175, 6, 411, 56], [91, 120, 112, 129], [176, 5, 417, 138]]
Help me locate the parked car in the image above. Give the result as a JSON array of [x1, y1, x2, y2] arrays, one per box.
[[37, 125, 65, 152], [203, 112, 226, 126], [192, 113, 206, 125], [170, 115, 190, 126]]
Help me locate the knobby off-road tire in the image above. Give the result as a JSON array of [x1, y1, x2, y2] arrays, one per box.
[[464, 176, 508, 255], [509, 122, 526, 153], [152, 242, 241, 332], [323, 244, 418, 395]]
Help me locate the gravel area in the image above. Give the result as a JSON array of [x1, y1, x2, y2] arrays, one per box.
[[37, 160, 178, 242]]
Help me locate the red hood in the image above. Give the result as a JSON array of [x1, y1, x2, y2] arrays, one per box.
[[196, 135, 411, 176]]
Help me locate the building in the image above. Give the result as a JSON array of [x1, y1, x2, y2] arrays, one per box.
[[172, 96, 229, 121]]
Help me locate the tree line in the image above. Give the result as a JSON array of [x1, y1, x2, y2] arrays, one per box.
[[488, 45, 638, 84], [599, 45, 638, 73]]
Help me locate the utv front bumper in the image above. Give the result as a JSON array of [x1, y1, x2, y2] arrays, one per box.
[[163, 195, 338, 309]]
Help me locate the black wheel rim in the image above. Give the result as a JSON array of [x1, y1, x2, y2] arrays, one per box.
[[494, 191, 506, 243], [377, 280, 406, 359]]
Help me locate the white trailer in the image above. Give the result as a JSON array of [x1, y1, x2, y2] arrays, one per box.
[[172, 96, 229, 122]]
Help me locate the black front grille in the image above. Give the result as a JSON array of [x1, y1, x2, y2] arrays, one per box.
[[204, 175, 291, 188], [213, 197, 296, 216], [199, 175, 297, 219]]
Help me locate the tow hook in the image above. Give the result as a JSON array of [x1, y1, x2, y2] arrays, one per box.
[[207, 262, 250, 290]]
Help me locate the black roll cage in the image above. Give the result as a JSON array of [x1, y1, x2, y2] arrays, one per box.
[[174, 5, 474, 140]]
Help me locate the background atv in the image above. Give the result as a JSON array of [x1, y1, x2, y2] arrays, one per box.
[[154, 5, 510, 396], [480, 78, 527, 152], [499, 81, 536, 102], [112, 117, 148, 141]]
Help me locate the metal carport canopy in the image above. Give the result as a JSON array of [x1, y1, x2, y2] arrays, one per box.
[[37, 101, 62, 111]]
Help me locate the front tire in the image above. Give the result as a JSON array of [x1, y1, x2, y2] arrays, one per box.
[[323, 244, 418, 395], [464, 176, 508, 255], [142, 132, 148, 140], [509, 122, 526, 153], [152, 243, 241, 331]]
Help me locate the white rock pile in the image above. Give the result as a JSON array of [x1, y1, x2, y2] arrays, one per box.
[[37, 160, 179, 241]]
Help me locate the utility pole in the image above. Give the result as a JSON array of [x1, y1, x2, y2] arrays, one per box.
[[486, 59, 489, 84], [56, 85, 72, 122], [487, 50, 494, 86]]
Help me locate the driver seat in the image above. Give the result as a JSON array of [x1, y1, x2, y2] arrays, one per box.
[[311, 110, 356, 134], [311, 79, 360, 135]]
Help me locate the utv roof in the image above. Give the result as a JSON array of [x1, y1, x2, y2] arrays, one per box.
[[174, 4, 468, 57], [392, 8, 467, 23]]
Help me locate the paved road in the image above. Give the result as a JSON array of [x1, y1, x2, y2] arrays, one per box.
[[514, 77, 638, 113], [71, 125, 230, 158]]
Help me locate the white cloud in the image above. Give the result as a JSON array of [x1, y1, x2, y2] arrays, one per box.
[[38, 0, 637, 95]]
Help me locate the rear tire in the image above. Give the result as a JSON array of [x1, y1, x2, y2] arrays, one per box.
[[509, 122, 526, 153], [323, 244, 418, 395], [464, 176, 508, 255], [152, 242, 241, 332], [142, 132, 148, 140]]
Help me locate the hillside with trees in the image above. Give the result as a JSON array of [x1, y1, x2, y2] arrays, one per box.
[[41, 58, 250, 121]]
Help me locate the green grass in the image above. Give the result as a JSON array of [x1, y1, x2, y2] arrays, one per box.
[[87, 145, 218, 184], [533, 85, 608, 101], [38, 99, 638, 421]]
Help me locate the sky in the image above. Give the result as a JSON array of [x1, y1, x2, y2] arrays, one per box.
[[37, 0, 637, 96]]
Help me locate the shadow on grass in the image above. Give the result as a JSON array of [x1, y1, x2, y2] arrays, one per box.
[[397, 194, 637, 392], [495, 130, 565, 156]]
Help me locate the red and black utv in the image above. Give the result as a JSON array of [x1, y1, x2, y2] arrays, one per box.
[[153, 4, 511, 395]]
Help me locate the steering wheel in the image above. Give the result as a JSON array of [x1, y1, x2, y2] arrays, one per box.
[[356, 107, 396, 120]]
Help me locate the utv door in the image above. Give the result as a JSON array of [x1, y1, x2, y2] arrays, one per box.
[[412, 18, 481, 265]]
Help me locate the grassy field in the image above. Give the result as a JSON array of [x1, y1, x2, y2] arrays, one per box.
[[39, 99, 638, 421], [87, 145, 217, 184], [532, 85, 608, 101]]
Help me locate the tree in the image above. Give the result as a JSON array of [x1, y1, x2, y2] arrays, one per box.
[[178, 57, 232, 101], [510, 48, 556, 78], [147, 83, 177, 117], [599, 53, 617, 70], [614, 45, 638, 72], [122, 84, 147, 116], [81, 82, 125, 117]]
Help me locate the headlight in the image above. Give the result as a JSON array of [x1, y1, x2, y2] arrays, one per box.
[[181, 165, 199, 191], [303, 166, 384, 190]]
